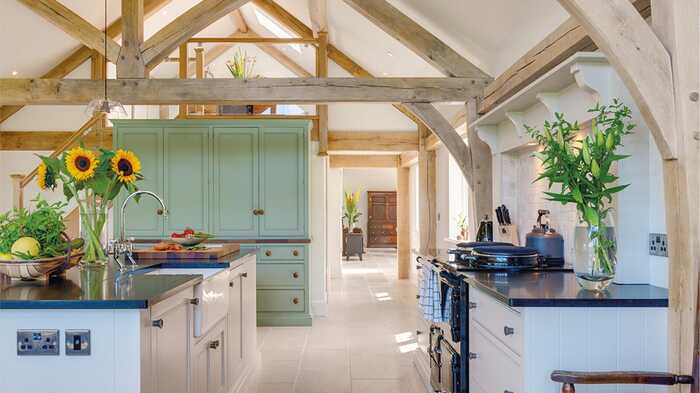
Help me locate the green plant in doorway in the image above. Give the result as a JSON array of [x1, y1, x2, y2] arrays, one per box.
[[455, 212, 468, 240], [526, 99, 634, 288], [343, 191, 362, 230]]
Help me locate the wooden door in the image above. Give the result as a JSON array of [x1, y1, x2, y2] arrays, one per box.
[[164, 127, 210, 234], [367, 191, 397, 248], [115, 126, 164, 237], [259, 127, 307, 237], [211, 127, 259, 237]]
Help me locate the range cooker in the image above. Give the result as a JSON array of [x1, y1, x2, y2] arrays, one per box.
[[421, 244, 572, 393]]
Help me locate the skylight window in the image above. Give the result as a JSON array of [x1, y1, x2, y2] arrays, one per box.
[[253, 8, 302, 53]]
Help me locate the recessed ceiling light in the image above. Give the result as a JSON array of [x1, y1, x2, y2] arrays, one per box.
[[11, 71, 18, 76], [162, 10, 167, 15], [386, 51, 393, 57]]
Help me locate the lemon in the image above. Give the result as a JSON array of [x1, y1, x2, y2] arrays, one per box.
[[11, 237, 41, 259], [0, 252, 13, 260]]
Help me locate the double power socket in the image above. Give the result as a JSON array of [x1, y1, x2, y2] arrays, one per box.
[[17, 329, 90, 356]]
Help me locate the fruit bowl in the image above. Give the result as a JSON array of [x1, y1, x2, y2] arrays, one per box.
[[0, 253, 83, 280], [169, 234, 208, 248]]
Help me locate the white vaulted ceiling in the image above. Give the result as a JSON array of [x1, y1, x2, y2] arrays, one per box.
[[0, 0, 569, 131]]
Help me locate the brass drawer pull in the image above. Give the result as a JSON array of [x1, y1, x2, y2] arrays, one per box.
[[209, 340, 220, 349], [189, 298, 199, 305], [292, 249, 299, 257], [503, 326, 515, 336], [292, 272, 299, 279], [265, 250, 272, 257], [240, 272, 248, 278], [292, 297, 299, 305]]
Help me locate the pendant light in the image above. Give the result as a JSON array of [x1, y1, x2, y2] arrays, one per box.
[[86, 0, 127, 117]]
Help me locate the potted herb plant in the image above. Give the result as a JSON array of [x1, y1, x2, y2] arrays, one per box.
[[37, 146, 143, 267], [343, 191, 362, 232], [526, 100, 634, 291], [223, 48, 258, 115]]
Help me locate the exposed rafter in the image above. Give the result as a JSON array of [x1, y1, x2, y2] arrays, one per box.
[[557, 0, 675, 160], [141, 0, 253, 68], [0, 78, 483, 105], [327, 131, 418, 152], [0, 0, 171, 125], [480, 0, 650, 115], [342, 0, 490, 79], [18, 0, 122, 63], [252, 0, 433, 127]]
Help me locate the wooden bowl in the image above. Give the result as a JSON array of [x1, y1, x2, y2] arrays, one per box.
[[0, 253, 83, 280], [170, 235, 208, 248]]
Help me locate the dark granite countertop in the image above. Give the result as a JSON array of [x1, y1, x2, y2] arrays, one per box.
[[418, 249, 669, 308], [0, 251, 254, 310]]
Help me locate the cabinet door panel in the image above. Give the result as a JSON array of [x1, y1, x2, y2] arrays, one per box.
[[115, 127, 164, 237], [152, 302, 190, 393], [212, 128, 259, 237], [260, 128, 307, 237], [164, 127, 210, 233]]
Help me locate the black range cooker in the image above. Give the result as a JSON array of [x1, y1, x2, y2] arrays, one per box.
[[424, 242, 572, 393]]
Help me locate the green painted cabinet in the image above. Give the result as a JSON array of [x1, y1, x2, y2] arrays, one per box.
[[260, 128, 307, 237], [113, 120, 309, 240], [114, 127, 164, 237], [164, 127, 210, 234], [211, 127, 259, 238]]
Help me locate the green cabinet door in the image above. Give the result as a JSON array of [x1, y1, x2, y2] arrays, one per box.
[[211, 127, 259, 237], [114, 127, 164, 237], [259, 127, 307, 237], [164, 127, 210, 234]]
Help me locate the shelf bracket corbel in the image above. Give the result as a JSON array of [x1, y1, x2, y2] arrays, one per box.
[[504, 111, 527, 139]]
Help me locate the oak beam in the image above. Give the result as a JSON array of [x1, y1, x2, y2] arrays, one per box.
[[0, 0, 171, 125], [342, 0, 490, 79], [328, 131, 418, 152], [399, 151, 418, 167], [418, 126, 437, 254], [479, 0, 651, 115], [252, 0, 434, 126], [403, 103, 472, 184], [465, 99, 492, 237], [118, 0, 146, 78], [0, 78, 483, 105], [141, 0, 253, 68], [397, 166, 410, 279], [0, 130, 113, 151], [557, 0, 675, 160], [329, 155, 399, 168], [18, 0, 122, 63]]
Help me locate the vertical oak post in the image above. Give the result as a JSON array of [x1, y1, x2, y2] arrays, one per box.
[[178, 44, 188, 118], [397, 166, 410, 279], [117, 0, 146, 78], [418, 125, 437, 254], [465, 99, 492, 238], [194, 46, 205, 115], [316, 31, 329, 156], [90, 50, 107, 128]]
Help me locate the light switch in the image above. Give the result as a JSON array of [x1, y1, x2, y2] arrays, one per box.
[[65, 330, 91, 356], [17, 330, 59, 356]]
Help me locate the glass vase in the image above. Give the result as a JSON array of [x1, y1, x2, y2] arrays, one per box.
[[573, 214, 617, 291], [79, 206, 108, 267]]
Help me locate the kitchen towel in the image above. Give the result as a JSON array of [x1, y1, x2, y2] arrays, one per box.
[[419, 264, 445, 322]]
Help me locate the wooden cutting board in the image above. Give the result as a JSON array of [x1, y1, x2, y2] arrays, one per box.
[[132, 243, 241, 260]]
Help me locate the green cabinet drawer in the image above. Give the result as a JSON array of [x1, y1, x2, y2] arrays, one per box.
[[258, 245, 306, 261], [257, 264, 305, 287], [257, 290, 305, 312]]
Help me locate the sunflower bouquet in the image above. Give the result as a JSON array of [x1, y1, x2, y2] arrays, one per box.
[[37, 146, 142, 265]]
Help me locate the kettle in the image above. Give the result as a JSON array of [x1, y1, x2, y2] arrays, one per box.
[[525, 210, 564, 266], [475, 215, 493, 242]]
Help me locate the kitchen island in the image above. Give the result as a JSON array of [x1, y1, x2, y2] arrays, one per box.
[[0, 251, 257, 393], [416, 252, 670, 393]]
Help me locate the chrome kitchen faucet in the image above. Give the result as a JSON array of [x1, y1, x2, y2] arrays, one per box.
[[109, 190, 168, 270]]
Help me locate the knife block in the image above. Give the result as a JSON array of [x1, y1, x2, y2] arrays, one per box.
[[495, 224, 520, 246]]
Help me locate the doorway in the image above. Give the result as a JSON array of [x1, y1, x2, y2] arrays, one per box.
[[367, 191, 397, 248]]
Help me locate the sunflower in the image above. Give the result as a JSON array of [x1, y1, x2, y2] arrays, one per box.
[[65, 147, 99, 181], [36, 162, 56, 190], [111, 149, 141, 184]]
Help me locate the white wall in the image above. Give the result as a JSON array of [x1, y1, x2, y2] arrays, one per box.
[[327, 167, 344, 279], [342, 168, 397, 245], [309, 143, 328, 317], [435, 147, 452, 250]]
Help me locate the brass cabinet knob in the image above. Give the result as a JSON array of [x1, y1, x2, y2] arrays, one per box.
[[152, 319, 164, 329], [265, 250, 272, 257], [292, 297, 299, 305], [292, 272, 299, 279], [258, 209, 265, 215], [252, 209, 259, 215], [229, 281, 234, 287], [292, 250, 299, 257]]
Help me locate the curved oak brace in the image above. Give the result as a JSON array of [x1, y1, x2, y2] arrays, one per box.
[[557, 0, 676, 160]]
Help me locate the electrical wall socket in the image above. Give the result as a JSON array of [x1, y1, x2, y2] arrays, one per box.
[[649, 233, 668, 257]]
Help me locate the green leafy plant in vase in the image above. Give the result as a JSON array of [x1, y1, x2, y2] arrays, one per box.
[[526, 99, 634, 291], [37, 147, 143, 267], [343, 191, 362, 231]]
